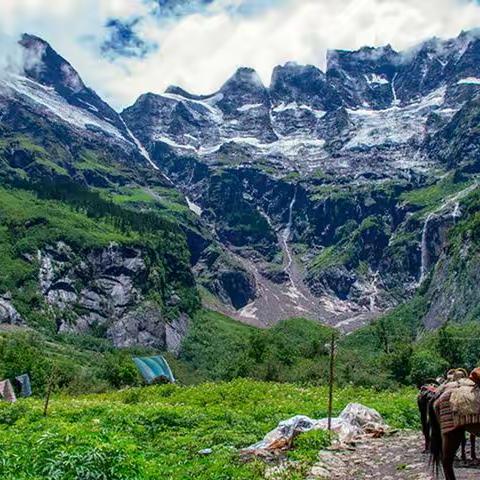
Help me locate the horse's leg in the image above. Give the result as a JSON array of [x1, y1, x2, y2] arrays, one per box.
[[461, 431, 467, 461], [419, 397, 429, 452], [443, 429, 464, 480], [471, 433, 477, 460]]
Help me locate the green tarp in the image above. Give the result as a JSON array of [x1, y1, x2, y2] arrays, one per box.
[[133, 355, 175, 384]]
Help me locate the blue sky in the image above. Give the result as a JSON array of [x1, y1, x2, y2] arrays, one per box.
[[0, 0, 479, 109], [100, 0, 285, 60]]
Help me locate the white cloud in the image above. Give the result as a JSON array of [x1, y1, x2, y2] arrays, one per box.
[[0, 0, 479, 109]]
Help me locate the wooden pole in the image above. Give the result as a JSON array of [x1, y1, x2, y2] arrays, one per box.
[[43, 365, 58, 417], [327, 332, 335, 431]]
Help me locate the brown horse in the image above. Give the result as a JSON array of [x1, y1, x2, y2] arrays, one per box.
[[417, 374, 477, 460], [429, 370, 480, 480], [429, 400, 479, 479], [418, 382, 439, 453], [418, 377, 476, 460]]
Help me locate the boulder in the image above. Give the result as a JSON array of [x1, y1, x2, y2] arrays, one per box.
[[0, 294, 24, 325]]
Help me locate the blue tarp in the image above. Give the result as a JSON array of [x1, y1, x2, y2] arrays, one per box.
[[15, 373, 32, 397], [133, 355, 175, 384]]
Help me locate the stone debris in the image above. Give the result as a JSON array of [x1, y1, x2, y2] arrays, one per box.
[[308, 431, 480, 479]]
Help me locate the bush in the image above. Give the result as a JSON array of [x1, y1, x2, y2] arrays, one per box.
[[409, 350, 449, 387], [289, 429, 332, 463]]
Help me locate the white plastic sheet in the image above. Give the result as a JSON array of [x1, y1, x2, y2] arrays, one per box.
[[241, 403, 387, 456]]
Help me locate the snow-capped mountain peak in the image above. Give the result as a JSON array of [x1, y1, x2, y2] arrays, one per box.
[[122, 29, 480, 178]]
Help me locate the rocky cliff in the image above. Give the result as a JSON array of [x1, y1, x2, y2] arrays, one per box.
[[36, 242, 188, 352]]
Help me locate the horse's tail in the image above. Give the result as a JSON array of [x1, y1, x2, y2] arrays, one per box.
[[428, 398, 442, 476]]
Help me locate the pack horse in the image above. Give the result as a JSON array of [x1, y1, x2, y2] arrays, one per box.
[[420, 368, 480, 480]]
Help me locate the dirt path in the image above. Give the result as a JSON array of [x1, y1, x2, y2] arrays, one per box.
[[308, 431, 480, 479]]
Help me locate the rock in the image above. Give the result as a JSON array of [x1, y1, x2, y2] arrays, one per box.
[[165, 314, 189, 356], [38, 242, 189, 351], [260, 265, 289, 284], [218, 270, 256, 310], [167, 293, 181, 307], [107, 302, 166, 349], [194, 245, 257, 310], [307, 265, 357, 300], [0, 295, 24, 325], [309, 466, 331, 478]]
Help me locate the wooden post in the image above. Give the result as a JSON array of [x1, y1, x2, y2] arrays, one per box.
[[43, 364, 58, 417], [327, 332, 335, 431]]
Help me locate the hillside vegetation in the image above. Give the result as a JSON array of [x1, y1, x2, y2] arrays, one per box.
[[0, 178, 199, 328], [3, 301, 480, 397]]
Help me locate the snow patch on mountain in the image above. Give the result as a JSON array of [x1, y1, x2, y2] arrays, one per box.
[[365, 73, 389, 85], [1, 74, 125, 140], [272, 102, 327, 118], [237, 103, 263, 112], [160, 92, 224, 123], [344, 87, 449, 149], [186, 197, 203, 216], [457, 77, 480, 85]]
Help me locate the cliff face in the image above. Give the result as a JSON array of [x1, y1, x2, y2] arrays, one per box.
[[36, 242, 187, 352], [422, 188, 480, 329], [0, 179, 199, 353]]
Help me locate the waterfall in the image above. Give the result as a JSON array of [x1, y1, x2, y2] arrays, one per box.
[[269, 109, 284, 140], [452, 201, 461, 218], [419, 183, 477, 283], [368, 270, 380, 311], [419, 211, 436, 284], [282, 187, 297, 271], [280, 185, 308, 302], [391, 72, 399, 106]]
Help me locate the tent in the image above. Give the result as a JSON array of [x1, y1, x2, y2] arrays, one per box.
[[133, 355, 175, 384]]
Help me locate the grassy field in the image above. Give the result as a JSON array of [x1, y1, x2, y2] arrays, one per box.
[[0, 379, 418, 480]]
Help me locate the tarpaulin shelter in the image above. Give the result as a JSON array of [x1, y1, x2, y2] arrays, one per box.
[[133, 355, 175, 384], [15, 373, 32, 397]]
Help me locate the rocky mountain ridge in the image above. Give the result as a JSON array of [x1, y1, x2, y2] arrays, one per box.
[[0, 30, 479, 340], [122, 30, 480, 178]]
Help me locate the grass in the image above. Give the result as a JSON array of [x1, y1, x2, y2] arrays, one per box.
[[76, 150, 117, 174], [400, 174, 471, 212], [0, 186, 138, 251], [108, 186, 192, 220], [309, 245, 351, 271], [112, 187, 158, 205], [0, 379, 418, 480]]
